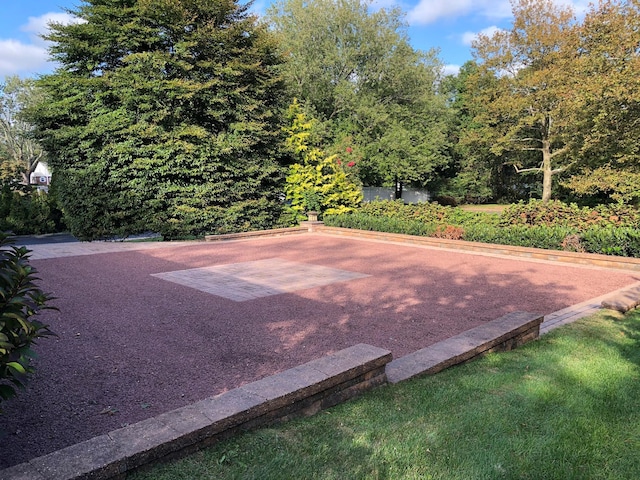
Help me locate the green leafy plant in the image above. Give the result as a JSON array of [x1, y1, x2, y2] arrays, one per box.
[[0, 233, 56, 412], [0, 185, 63, 235], [581, 227, 640, 257], [328, 199, 640, 257], [500, 200, 640, 229], [283, 101, 362, 219]]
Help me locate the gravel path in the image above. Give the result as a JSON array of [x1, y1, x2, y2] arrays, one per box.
[[1, 235, 637, 468]]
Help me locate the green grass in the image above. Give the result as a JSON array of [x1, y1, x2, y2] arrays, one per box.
[[132, 310, 640, 480], [459, 204, 506, 214]]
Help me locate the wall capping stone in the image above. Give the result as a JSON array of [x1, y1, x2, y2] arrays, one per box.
[[2, 312, 547, 480], [3, 344, 391, 480], [386, 311, 544, 383]]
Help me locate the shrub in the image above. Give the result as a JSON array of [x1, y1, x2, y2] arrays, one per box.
[[433, 225, 465, 240], [324, 213, 436, 237], [0, 186, 63, 235], [561, 234, 585, 253], [500, 199, 640, 229], [463, 224, 576, 250], [283, 102, 362, 220], [357, 200, 500, 228], [329, 199, 640, 257], [0, 233, 56, 412], [581, 227, 640, 258]]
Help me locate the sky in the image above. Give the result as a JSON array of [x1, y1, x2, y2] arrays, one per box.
[[0, 0, 592, 79]]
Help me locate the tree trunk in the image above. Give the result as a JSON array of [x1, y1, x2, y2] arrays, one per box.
[[541, 139, 553, 202]]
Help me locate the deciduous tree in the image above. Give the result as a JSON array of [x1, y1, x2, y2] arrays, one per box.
[[0, 76, 47, 188], [562, 0, 640, 203], [471, 0, 578, 201], [266, 0, 450, 192]]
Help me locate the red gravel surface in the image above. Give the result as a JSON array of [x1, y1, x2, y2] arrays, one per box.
[[1, 234, 638, 468]]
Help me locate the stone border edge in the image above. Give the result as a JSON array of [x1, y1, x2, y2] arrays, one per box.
[[204, 224, 640, 272], [3, 344, 392, 480], [2, 310, 550, 480]]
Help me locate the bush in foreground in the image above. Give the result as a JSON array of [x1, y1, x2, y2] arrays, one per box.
[[0, 233, 55, 412]]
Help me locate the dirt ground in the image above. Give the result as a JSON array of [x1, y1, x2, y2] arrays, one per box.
[[1, 234, 637, 468]]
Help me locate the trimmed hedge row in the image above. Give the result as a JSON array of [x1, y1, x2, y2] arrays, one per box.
[[500, 200, 640, 229], [358, 200, 501, 228], [324, 200, 640, 257]]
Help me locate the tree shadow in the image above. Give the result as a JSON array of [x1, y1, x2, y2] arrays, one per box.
[[0, 234, 637, 469]]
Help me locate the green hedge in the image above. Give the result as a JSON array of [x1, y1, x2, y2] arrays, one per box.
[[325, 213, 437, 237], [358, 200, 501, 228], [581, 227, 640, 257], [324, 200, 640, 257], [325, 213, 576, 251], [500, 200, 640, 229], [0, 186, 64, 235], [463, 224, 576, 250]]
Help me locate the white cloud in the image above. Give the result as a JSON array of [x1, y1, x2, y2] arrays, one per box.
[[1, 12, 83, 77], [408, 0, 511, 25], [461, 25, 501, 46], [408, 0, 589, 25], [21, 12, 82, 46], [442, 64, 460, 76], [0, 39, 47, 78]]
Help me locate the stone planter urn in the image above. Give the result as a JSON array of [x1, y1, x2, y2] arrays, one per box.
[[306, 211, 318, 222]]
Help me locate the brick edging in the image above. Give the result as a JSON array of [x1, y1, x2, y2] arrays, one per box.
[[3, 344, 391, 480], [205, 226, 308, 242], [315, 226, 640, 271]]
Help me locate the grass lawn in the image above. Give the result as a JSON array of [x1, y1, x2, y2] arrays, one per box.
[[132, 309, 640, 480], [458, 204, 506, 214]]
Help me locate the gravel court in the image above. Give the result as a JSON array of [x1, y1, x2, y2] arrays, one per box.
[[1, 234, 638, 468]]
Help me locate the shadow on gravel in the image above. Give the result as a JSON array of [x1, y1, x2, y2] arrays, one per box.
[[0, 234, 637, 468], [14, 233, 78, 245]]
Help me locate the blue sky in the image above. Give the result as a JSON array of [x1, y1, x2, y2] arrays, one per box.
[[0, 0, 590, 78]]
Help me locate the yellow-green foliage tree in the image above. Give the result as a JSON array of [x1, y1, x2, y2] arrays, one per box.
[[283, 101, 362, 219]]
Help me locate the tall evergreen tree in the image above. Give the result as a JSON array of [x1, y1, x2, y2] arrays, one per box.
[[29, 0, 288, 240]]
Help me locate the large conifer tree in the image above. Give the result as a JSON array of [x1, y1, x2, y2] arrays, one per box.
[[31, 0, 287, 240]]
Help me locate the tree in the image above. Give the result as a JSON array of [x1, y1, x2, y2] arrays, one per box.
[[436, 61, 497, 203], [29, 0, 288, 240], [0, 76, 47, 187], [562, 0, 640, 203], [282, 101, 362, 218], [471, 0, 578, 201], [266, 0, 450, 192]]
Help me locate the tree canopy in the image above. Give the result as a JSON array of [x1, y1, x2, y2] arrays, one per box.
[[29, 0, 288, 240], [0, 76, 47, 188], [266, 0, 450, 191], [561, 0, 640, 203], [467, 0, 640, 203], [470, 0, 578, 202]]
